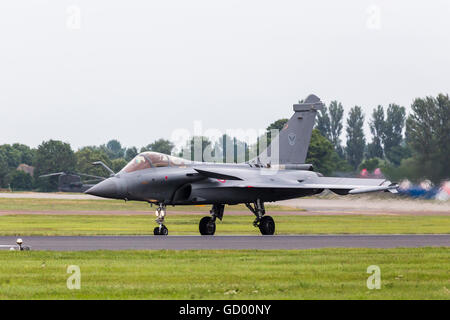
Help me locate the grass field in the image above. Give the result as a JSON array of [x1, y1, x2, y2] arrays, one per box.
[[0, 214, 449, 235], [0, 248, 448, 299], [0, 197, 448, 300], [0, 198, 296, 212], [0, 197, 449, 235]]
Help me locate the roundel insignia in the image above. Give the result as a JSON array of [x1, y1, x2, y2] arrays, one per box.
[[217, 179, 226, 183], [288, 132, 296, 146]]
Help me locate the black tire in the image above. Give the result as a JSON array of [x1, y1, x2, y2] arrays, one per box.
[[259, 216, 275, 235], [160, 225, 168, 235], [154, 225, 168, 235], [199, 216, 216, 235]]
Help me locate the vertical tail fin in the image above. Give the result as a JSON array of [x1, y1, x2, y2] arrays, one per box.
[[257, 94, 324, 165]]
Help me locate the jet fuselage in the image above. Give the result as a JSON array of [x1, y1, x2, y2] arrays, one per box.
[[90, 163, 323, 205]]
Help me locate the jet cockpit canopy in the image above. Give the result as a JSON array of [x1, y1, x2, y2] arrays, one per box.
[[120, 152, 190, 173]]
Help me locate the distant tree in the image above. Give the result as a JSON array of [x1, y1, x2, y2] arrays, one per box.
[[267, 118, 289, 132], [359, 157, 382, 172], [345, 106, 366, 169], [0, 144, 21, 169], [0, 152, 9, 188], [111, 158, 128, 173], [102, 139, 125, 160], [380, 157, 422, 183], [384, 104, 406, 165], [0, 144, 37, 188], [384, 144, 411, 167], [367, 105, 385, 159], [266, 118, 288, 146], [125, 147, 138, 161], [406, 93, 450, 183], [34, 140, 76, 191], [75, 147, 111, 178], [10, 170, 33, 191], [329, 101, 344, 157], [306, 129, 340, 175], [141, 139, 175, 155], [315, 106, 331, 141], [11, 143, 36, 165]]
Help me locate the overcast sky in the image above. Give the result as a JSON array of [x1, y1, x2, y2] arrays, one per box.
[[1, 1, 449, 150]]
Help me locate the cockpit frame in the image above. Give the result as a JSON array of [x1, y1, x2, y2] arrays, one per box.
[[120, 152, 190, 174]]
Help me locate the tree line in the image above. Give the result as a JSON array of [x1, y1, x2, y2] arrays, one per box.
[[0, 139, 175, 191], [0, 93, 448, 191], [313, 93, 449, 184]]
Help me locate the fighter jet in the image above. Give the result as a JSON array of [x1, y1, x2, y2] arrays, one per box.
[[86, 95, 398, 235]]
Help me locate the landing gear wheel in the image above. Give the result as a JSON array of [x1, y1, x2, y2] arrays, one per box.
[[258, 216, 275, 235], [154, 225, 168, 236], [199, 216, 216, 235]]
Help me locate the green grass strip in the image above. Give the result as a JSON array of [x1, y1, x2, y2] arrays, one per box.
[[0, 214, 448, 236], [0, 248, 448, 299]]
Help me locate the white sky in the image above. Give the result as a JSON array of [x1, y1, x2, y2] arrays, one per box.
[[1, 0, 449, 150]]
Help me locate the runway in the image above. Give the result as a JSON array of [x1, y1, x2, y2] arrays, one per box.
[[0, 235, 449, 251]]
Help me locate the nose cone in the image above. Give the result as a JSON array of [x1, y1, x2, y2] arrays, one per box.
[[85, 178, 118, 198]]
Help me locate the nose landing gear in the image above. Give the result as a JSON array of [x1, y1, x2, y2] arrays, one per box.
[[154, 204, 168, 235], [245, 199, 275, 235]]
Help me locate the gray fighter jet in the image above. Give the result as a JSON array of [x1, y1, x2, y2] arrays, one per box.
[[86, 95, 398, 235]]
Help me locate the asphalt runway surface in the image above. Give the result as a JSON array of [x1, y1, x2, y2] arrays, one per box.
[[0, 235, 448, 251]]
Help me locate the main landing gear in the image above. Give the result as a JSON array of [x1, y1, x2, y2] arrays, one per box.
[[153, 200, 274, 236], [198, 201, 275, 236], [154, 204, 168, 235], [245, 199, 275, 235], [199, 204, 224, 235]]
